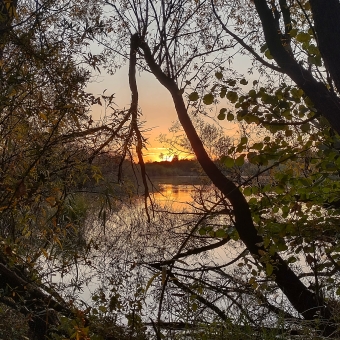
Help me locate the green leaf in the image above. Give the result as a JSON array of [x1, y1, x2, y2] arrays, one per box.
[[211, 84, 218, 92], [228, 227, 239, 241], [227, 79, 237, 87], [99, 305, 107, 313], [289, 29, 298, 37], [253, 142, 263, 151], [249, 89, 256, 97], [243, 187, 252, 196], [221, 155, 234, 168], [285, 129, 293, 137], [304, 96, 314, 107], [235, 154, 245, 166], [226, 91, 238, 103], [249, 197, 257, 205], [308, 55, 322, 67], [262, 93, 277, 105], [301, 123, 310, 133], [203, 93, 214, 105], [296, 32, 310, 43], [215, 71, 223, 80], [218, 108, 227, 120], [274, 185, 285, 194], [240, 78, 248, 85], [188, 92, 199, 101], [240, 136, 248, 145], [277, 241, 288, 251], [265, 49, 273, 59], [227, 112, 234, 121], [266, 263, 273, 276], [288, 256, 297, 263], [260, 43, 267, 53], [217, 112, 226, 120], [308, 44, 319, 55], [145, 272, 162, 292], [220, 86, 227, 98], [199, 228, 206, 235], [238, 109, 248, 118], [215, 229, 226, 238]]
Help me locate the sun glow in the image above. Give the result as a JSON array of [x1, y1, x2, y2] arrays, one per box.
[[143, 147, 172, 162]]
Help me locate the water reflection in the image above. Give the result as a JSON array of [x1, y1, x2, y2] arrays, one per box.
[[48, 178, 242, 317], [153, 183, 194, 209]]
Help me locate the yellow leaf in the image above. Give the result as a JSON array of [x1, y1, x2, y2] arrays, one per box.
[[7, 86, 16, 97], [39, 112, 48, 121], [41, 248, 48, 259], [63, 104, 75, 109], [46, 196, 56, 206], [4, 1, 18, 19], [54, 236, 62, 249], [258, 249, 266, 256], [25, 231, 31, 238], [145, 272, 161, 292]]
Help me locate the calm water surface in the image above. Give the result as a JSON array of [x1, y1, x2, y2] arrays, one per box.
[[153, 183, 195, 208], [150, 176, 208, 209], [50, 177, 216, 303]]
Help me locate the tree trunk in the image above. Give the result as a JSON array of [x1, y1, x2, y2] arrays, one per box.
[[309, 0, 340, 94], [138, 35, 336, 336], [254, 0, 340, 136]]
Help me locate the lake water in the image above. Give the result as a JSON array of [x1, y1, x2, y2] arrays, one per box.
[[49, 178, 208, 294], [46, 176, 314, 335], [152, 183, 196, 209], [48, 176, 248, 329]]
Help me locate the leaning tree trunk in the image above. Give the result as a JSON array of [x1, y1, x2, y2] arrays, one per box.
[[135, 34, 336, 337], [253, 0, 340, 135]]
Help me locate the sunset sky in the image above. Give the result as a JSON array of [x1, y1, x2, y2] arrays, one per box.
[[88, 60, 246, 162], [88, 66, 184, 162]]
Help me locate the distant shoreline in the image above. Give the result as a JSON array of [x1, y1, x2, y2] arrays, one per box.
[[149, 175, 209, 186]]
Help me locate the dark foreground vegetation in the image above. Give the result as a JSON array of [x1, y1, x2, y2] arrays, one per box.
[[2, 1, 340, 339]]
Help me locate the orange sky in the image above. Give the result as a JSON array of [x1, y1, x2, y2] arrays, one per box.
[[88, 67, 182, 162], [87, 64, 241, 162]]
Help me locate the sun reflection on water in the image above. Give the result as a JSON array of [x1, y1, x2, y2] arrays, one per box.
[[153, 183, 195, 210]]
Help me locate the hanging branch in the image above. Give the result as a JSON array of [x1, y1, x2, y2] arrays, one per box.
[[88, 110, 132, 162], [129, 33, 151, 222]]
